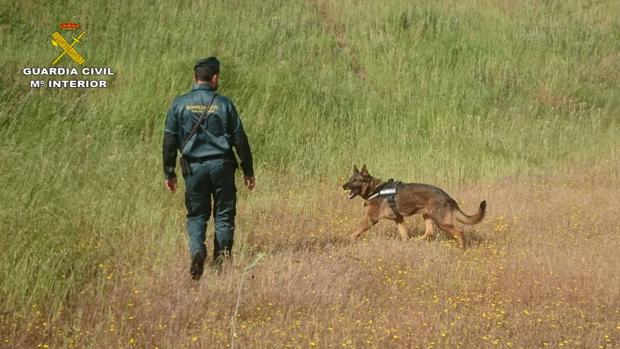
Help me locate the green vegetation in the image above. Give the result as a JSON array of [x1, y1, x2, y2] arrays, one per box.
[[0, 0, 618, 346]]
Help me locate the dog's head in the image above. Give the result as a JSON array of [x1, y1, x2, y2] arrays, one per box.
[[342, 164, 375, 199]]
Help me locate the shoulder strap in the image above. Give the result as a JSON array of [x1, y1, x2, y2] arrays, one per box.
[[181, 93, 217, 149]]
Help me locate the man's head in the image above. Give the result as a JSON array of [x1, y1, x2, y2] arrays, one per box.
[[194, 56, 220, 90]]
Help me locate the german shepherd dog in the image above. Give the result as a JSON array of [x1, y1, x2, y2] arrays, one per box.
[[342, 165, 486, 248]]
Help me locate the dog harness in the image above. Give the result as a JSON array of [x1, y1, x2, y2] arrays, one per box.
[[368, 179, 402, 218]]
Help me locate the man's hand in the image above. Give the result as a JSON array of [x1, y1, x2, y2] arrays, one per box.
[[244, 176, 256, 190], [165, 177, 177, 193]]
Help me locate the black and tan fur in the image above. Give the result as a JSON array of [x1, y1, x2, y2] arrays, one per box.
[[343, 165, 486, 248]]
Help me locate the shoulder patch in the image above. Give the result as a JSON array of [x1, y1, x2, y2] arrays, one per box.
[[185, 104, 219, 113]]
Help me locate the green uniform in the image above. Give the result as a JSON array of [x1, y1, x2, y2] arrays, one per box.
[[163, 82, 253, 267]]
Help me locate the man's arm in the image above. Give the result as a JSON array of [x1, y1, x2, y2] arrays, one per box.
[[233, 125, 254, 177], [163, 105, 179, 191], [163, 132, 178, 179], [228, 103, 254, 178]]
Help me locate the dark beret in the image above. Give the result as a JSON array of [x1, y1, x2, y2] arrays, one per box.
[[194, 57, 220, 72]]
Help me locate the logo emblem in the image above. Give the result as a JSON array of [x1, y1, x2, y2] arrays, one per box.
[[51, 22, 86, 65]]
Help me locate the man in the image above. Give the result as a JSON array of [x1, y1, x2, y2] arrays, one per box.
[[162, 57, 255, 280]]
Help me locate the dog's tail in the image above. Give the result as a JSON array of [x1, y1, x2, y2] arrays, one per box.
[[453, 200, 487, 225]]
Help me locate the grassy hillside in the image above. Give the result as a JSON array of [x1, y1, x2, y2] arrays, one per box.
[[0, 0, 619, 347]]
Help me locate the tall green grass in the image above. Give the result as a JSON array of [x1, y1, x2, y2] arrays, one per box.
[[0, 0, 618, 319]]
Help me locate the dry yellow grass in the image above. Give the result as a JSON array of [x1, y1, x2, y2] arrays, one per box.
[[2, 156, 619, 348]]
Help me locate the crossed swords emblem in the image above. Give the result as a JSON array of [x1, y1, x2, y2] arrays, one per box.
[[51, 31, 86, 65]]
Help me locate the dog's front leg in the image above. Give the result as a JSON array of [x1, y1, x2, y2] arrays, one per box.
[[350, 215, 377, 240], [395, 217, 408, 241]]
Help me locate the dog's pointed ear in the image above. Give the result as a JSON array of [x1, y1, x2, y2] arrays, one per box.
[[353, 165, 359, 174], [361, 164, 369, 176]]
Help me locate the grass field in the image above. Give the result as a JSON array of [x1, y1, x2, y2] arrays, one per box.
[[1, 0, 619, 348]]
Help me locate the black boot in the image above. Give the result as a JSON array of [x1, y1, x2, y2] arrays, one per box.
[[190, 250, 206, 280]]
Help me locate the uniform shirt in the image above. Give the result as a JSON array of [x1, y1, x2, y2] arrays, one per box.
[[162, 83, 254, 179]]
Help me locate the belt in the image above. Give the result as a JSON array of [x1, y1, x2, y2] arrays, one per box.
[[184, 153, 233, 163]]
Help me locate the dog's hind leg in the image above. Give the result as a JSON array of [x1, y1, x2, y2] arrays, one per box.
[[395, 217, 408, 241], [417, 214, 435, 241], [436, 223, 465, 249], [350, 216, 378, 240]]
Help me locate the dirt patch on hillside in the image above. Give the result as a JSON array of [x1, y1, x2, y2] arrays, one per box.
[[309, 0, 368, 80]]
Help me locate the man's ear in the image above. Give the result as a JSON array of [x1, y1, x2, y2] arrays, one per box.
[[211, 73, 219, 85], [353, 165, 359, 174], [361, 164, 369, 176]]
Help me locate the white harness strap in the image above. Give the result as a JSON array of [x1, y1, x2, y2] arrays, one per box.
[[368, 187, 396, 201]]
